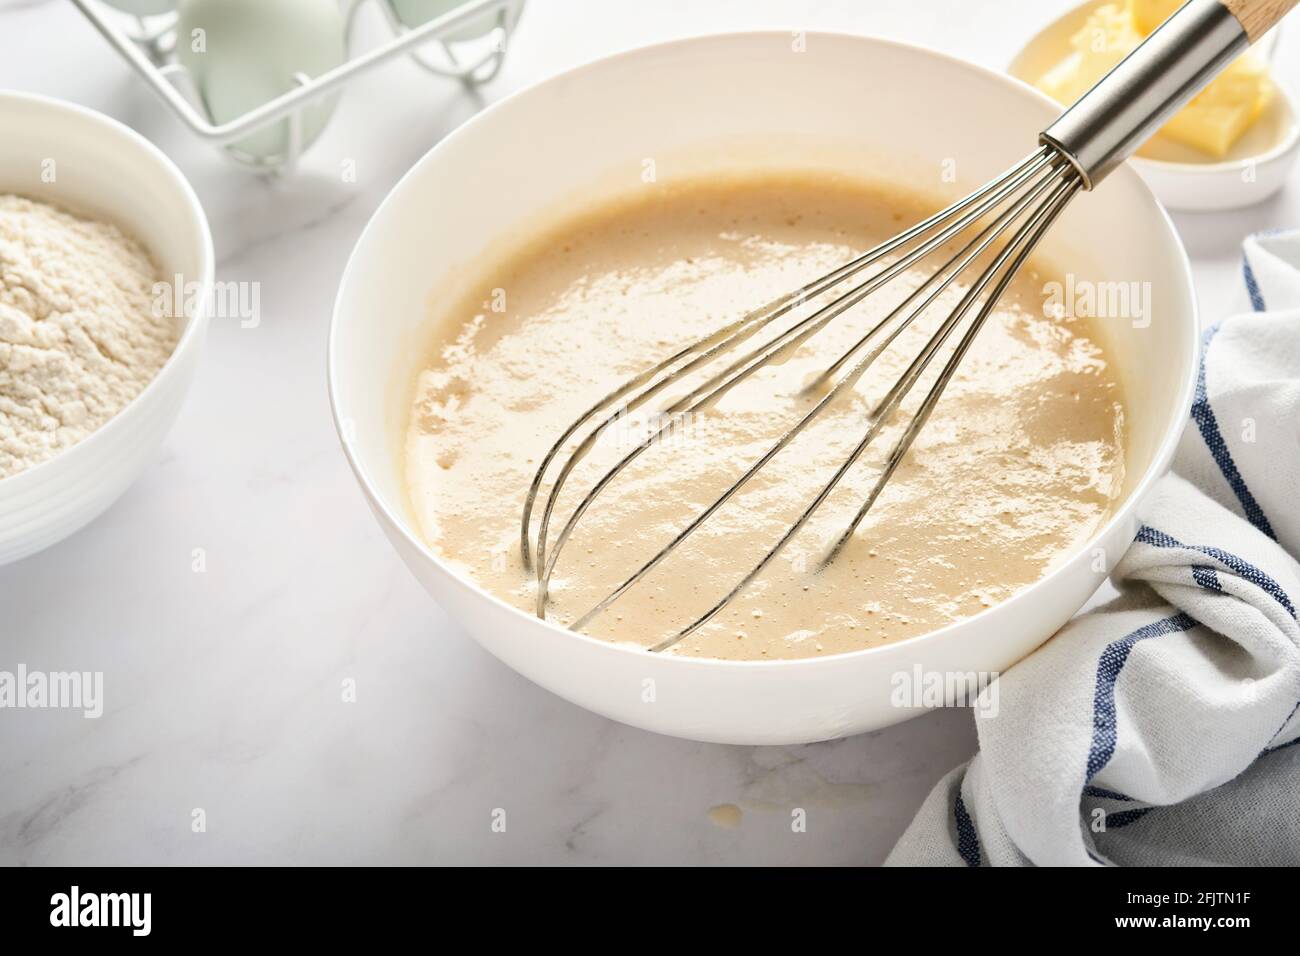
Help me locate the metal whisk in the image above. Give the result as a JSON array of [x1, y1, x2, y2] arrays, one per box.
[[521, 0, 1295, 652]]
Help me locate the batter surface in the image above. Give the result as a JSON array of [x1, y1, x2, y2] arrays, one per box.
[[405, 174, 1126, 660]]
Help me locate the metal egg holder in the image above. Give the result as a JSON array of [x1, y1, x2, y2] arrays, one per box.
[[70, 0, 526, 174]]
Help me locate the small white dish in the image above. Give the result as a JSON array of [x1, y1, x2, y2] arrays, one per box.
[[330, 32, 1199, 745], [0, 92, 213, 565], [1009, 0, 1299, 211]]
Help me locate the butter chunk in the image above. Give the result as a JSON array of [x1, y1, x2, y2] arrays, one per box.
[[1158, 54, 1273, 158]]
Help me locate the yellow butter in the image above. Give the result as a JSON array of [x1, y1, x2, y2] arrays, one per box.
[[1130, 0, 1181, 34], [1159, 55, 1273, 157], [1034, 0, 1272, 159], [1037, 3, 1141, 106]]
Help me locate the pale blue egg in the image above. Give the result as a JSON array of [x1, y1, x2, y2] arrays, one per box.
[[100, 0, 178, 15], [176, 0, 346, 160], [389, 0, 501, 42]]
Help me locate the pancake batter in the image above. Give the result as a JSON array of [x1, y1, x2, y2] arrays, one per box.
[[405, 174, 1126, 660]]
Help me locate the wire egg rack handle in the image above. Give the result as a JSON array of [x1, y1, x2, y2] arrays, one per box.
[[69, 0, 526, 174]]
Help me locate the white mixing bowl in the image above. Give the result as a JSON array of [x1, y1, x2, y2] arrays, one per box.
[[330, 33, 1198, 745], [0, 92, 213, 565]]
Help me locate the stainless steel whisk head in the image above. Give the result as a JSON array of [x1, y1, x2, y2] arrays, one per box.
[[521, 147, 1082, 650], [519, 0, 1295, 652]]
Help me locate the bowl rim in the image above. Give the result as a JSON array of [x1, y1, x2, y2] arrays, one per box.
[[0, 90, 214, 491], [327, 29, 1200, 671], [1009, 0, 1300, 176]]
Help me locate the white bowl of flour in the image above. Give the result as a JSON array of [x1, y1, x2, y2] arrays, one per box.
[[0, 92, 213, 565]]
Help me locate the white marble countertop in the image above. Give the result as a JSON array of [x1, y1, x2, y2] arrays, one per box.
[[2, 0, 1298, 865]]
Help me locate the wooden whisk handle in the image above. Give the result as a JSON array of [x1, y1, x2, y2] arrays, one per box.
[[1220, 0, 1299, 42]]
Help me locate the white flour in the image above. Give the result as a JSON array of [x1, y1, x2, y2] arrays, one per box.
[[0, 195, 176, 480]]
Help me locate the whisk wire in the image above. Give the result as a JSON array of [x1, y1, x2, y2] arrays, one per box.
[[523, 147, 1083, 647], [568, 158, 1074, 633], [520, 147, 1054, 578], [826, 171, 1083, 563], [645, 166, 1082, 652]]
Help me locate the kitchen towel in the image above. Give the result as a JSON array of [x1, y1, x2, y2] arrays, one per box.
[[887, 229, 1300, 866]]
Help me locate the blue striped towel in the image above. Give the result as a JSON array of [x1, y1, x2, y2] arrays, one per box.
[[887, 230, 1300, 866]]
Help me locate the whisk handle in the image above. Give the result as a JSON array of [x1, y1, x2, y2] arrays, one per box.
[[1040, 0, 1296, 188], [1224, 0, 1299, 40]]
